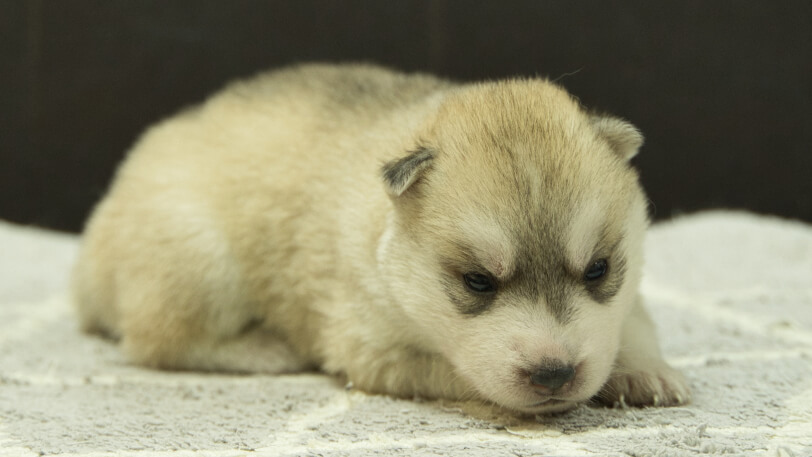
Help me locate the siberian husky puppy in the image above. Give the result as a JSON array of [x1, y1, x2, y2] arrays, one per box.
[[73, 64, 689, 414]]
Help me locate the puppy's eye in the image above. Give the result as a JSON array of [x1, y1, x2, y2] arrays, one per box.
[[463, 273, 496, 294], [584, 259, 608, 281]]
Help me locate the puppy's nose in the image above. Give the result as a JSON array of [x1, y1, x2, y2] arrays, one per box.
[[530, 363, 576, 390]]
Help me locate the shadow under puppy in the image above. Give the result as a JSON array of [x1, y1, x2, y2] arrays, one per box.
[[73, 63, 689, 415]]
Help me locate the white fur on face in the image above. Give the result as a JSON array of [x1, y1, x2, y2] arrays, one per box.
[[384, 206, 642, 412], [431, 195, 643, 413], [441, 292, 625, 413], [565, 196, 607, 270], [453, 214, 516, 279]]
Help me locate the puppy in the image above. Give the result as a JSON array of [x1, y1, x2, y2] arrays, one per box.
[[73, 63, 689, 414]]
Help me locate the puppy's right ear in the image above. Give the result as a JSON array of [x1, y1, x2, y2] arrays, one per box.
[[381, 146, 434, 197]]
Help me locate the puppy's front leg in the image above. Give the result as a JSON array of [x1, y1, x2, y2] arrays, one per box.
[[595, 296, 690, 407], [341, 346, 476, 403]]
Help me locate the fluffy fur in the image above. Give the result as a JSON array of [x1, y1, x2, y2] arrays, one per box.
[[73, 63, 689, 414]]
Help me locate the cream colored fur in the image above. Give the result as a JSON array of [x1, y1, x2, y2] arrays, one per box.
[[72, 63, 689, 415]]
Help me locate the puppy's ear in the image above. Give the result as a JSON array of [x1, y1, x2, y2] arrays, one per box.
[[591, 115, 644, 161], [381, 146, 434, 197]]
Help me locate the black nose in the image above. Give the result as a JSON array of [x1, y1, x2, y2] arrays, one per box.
[[530, 363, 576, 390]]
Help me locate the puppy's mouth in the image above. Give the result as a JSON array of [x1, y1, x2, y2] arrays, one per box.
[[529, 398, 563, 407], [522, 398, 576, 414]]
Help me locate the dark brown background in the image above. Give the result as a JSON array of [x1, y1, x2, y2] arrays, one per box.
[[2, 0, 810, 233]]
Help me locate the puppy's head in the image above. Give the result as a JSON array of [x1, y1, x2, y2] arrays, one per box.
[[379, 79, 648, 414]]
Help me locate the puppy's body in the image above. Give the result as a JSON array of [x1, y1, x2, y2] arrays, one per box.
[[73, 64, 688, 414]]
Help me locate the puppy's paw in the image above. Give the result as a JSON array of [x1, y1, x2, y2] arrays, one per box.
[[593, 361, 690, 408]]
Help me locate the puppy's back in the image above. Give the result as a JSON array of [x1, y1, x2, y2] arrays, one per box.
[[72, 64, 450, 343]]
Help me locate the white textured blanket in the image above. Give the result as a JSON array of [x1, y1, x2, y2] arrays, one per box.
[[1, 211, 810, 457]]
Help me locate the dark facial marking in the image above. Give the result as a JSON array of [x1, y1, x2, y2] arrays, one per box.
[[439, 254, 500, 316], [509, 233, 627, 322], [584, 256, 626, 303], [442, 274, 498, 316], [505, 245, 577, 324], [538, 267, 578, 324]]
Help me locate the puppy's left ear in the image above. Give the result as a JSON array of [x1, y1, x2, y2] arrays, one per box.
[[591, 115, 644, 161], [381, 146, 434, 197]]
